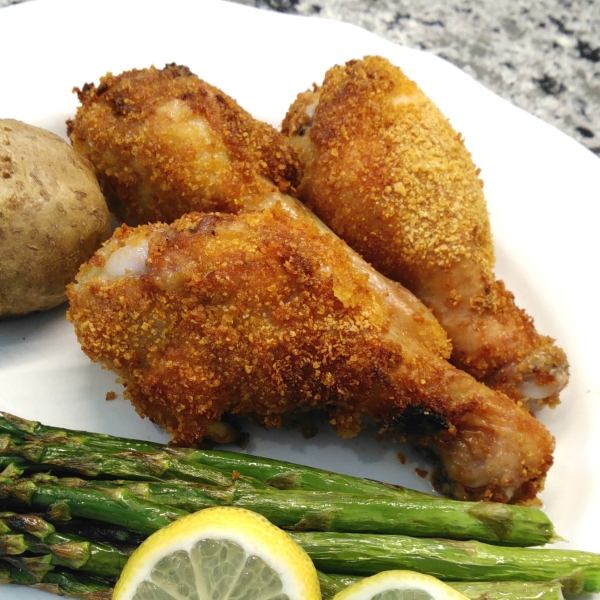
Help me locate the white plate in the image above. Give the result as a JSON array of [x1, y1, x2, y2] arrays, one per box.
[[1, 0, 600, 598]]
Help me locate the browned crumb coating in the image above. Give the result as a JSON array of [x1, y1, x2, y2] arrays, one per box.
[[283, 56, 568, 402], [68, 63, 302, 225], [67, 206, 554, 503], [67, 63, 452, 361], [283, 61, 492, 273], [68, 207, 410, 443]]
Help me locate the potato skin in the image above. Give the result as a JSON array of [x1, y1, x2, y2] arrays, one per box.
[[0, 119, 111, 317]]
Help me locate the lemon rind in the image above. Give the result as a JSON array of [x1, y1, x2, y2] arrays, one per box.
[[333, 570, 471, 600], [114, 507, 319, 600]]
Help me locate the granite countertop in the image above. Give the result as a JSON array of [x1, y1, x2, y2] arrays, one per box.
[[2, 0, 598, 156]]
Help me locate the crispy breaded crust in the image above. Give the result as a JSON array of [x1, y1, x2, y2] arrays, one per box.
[[65, 62, 555, 502], [67, 206, 554, 502], [67, 207, 409, 442], [68, 63, 302, 225], [68, 63, 453, 361], [283, 56, 568, 397], [283, 57, 493, 274]]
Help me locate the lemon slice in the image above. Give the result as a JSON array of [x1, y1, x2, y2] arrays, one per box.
[[332, 571, 471, 600], [113, 506, 320, 600]]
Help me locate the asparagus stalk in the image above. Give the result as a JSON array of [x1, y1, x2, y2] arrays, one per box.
[[56, 520, 147, 548], [0, 529, 570, 600], [0, 456, 30, 476], [1, 475, 598, 595], [318, 570, 348, 599], [0, 412, 404, 494], [0, 477, 189, 535], [0, 560, 113, 599], [0, 516, 568, 600], [1, 434, 267, 490], [321, 574, 565, 600], [44, 475, 553, 542], [0, 562, 566, 600], [0, 534, 27, 555], [0, 412, 163, 454], [289, 532, 600, 594], [0, 506, 582, 600], [449, 581, 565, 600], [0, 414, 557, 546], [0, 514, 132, 577], [34, 570, 113, 599], [0, 554, 54, 583], [0, 531, 129, 578], [1, 412, 404, 495], [0, 511, 56, 540]]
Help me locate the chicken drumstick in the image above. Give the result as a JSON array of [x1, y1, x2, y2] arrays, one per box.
[[67, 63, 450, 359], [66, 64, 554, 502], [67, 206, 554, 503], [282, 56, 568, 409]]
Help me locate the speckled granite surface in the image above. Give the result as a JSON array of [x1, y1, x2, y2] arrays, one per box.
[[244, 0, 600, 156], [2, 0, 598, 155]]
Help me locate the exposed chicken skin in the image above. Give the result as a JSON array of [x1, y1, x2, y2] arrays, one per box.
[[281, 56, 569, 409], [67, 64, 450, 359], [67, 207, 554, 503]]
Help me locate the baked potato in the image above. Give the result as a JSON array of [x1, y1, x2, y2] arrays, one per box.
[[0, 119, 111, 318]]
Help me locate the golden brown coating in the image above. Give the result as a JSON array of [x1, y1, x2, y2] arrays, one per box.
[[67, 64, 452, 360], [67, 206, 554, 503], [282, 56, 568, 407], [66, 64, 555, 502], [68, 63, 301, 225]]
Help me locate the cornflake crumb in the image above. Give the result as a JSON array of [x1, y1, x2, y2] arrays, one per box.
[[397, 453, 406, 464], [105, 391, 117, 401], [415, 468, 428, 478], [231, 470, 241, 481]]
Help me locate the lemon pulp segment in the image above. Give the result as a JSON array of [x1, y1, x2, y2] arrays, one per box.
[[113, 507, 320, 600], [332, 571, 471, 600]]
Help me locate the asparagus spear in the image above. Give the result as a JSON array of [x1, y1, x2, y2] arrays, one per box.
[[0, 531, 129, 578], [0, 562, 566, 600], [289, 532, 600, 594], [0, 412, 405, 494], [0, 511, 56, 539], [35, 570, 113, 599], [0, 412, 402, 495], [43, 476, 231, 511], [0, 456, 30, 476], [0, 519, 567, 600], [0, 477, 189, 535], [56, 519, 148, 548], [1, 510, 146, 553], [0, 412, 163, 454], [0, 530, 569, 600], [0, 560, 113, 599], [1, 434, 267, 490], [449, 581, 564, 600], [39, 475, 554, 542], [2, 475, 598, 594], [0, 554, 54, 583], [0, 415, 557, 546], [318, 570, 348, 599], [0, 533, 27, 556], [321, 574, 565, 600], [0, 515, 132, 577]]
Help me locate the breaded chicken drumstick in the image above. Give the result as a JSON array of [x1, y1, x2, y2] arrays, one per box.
[[67, 206, 554, 503], [67, 64, 450, 359], [282, 56, 568, 409], [67, 64, 553, 502]]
